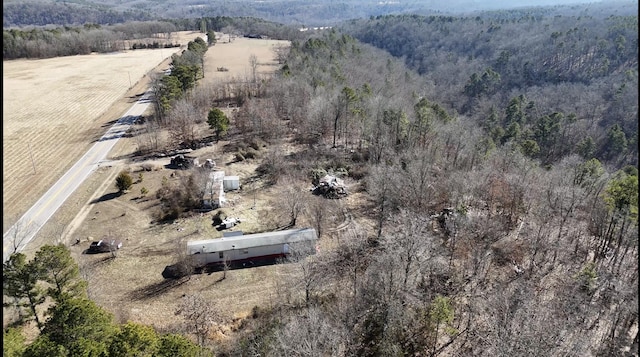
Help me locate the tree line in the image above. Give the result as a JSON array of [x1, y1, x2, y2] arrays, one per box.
[[2, 1, 154, 28], [3, 17, 301, 60], [3, 21, 180, 59]]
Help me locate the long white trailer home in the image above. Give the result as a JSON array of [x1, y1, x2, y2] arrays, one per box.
[[187, 228, 317, 268]]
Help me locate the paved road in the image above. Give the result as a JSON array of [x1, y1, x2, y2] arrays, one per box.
[[2, 91, 153, 263]]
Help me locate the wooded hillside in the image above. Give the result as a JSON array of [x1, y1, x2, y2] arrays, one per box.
[[339, 7, 638, 170], [216, 27, 638, 356]]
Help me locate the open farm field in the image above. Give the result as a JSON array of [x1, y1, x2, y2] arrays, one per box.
[[200, 34, 289, 86], [2, 31, 204, 233]]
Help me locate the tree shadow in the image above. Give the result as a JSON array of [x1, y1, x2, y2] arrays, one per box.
[[126, 277, 190, 301], [101, 119, 119, 128], [90, 191, 121, 204], [80, 254, 115, 268], [197, 257, 286, 276]]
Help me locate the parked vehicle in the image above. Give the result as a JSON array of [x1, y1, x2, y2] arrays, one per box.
[[87, 239, 122, 254]]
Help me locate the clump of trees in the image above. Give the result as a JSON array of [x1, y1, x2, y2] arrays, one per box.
[[3, 245, 213, 356], [155, 172, 207, 221], [207, 107, 229, 141]]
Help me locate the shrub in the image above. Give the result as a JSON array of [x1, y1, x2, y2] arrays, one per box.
[[256, 154, 286, 184], [115, 171, 133, 193], [351, 149, 370, 162], [248, 138, 265, 151], [243, 148, 259, 159], [348, 165, 368, 180]]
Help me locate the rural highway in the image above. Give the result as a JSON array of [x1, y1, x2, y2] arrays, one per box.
[[2, 91, 153, 263]]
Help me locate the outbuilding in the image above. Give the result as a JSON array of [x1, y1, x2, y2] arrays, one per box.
[[187, 228, 317, 268], [202, 170, 225, 209], [223, 176, 240, 191], [201, 171, 240, 210]]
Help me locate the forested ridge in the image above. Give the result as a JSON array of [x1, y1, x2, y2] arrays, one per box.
[[3, 17, 302, 60], [2, 1, 154, 28], [4, 3, 639, 357], [339, 8, 638, 170]]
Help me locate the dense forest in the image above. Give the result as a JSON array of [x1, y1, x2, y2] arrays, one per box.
[[3, 2, 639, 357], [338, 8, 638, 170]]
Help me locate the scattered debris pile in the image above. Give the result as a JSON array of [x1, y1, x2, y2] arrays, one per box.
[[220, 217, 241, 229], [430, 207, 457, 237], [203, 159, 216, 169], [170, 154, 197, 169], [312, 174, 348, 199], [212, 211, 241, 230]]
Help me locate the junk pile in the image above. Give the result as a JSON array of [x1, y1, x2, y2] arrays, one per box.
[[170, 154, 197, 169], [312, 174, 348, 199]]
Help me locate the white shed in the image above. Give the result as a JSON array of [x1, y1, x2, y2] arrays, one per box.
[[202, 170, 225, 209], [223, 176, 240, 191]]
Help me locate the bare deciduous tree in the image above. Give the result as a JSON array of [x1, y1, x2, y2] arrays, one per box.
[[272, 43, 290, 64], [306, 195, 336, 239], [167, 99, 202, 149], [249, 53, 258, 83], [385, 211, 432, 290], [275, 178, 307, 228], [367, 164, 397, 239], [272, 307, 348, 356], [134, 115, 163, 154], [6, 217, 38, 257], [286, 241, 323, 306], [175, 294, 224, 346]]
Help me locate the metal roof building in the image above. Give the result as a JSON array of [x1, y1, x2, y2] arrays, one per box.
[[187, 228, 317, 255]]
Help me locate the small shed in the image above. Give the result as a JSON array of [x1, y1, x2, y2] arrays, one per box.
[[202, 170, 225, 209], [223, 176, 240, 191]]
